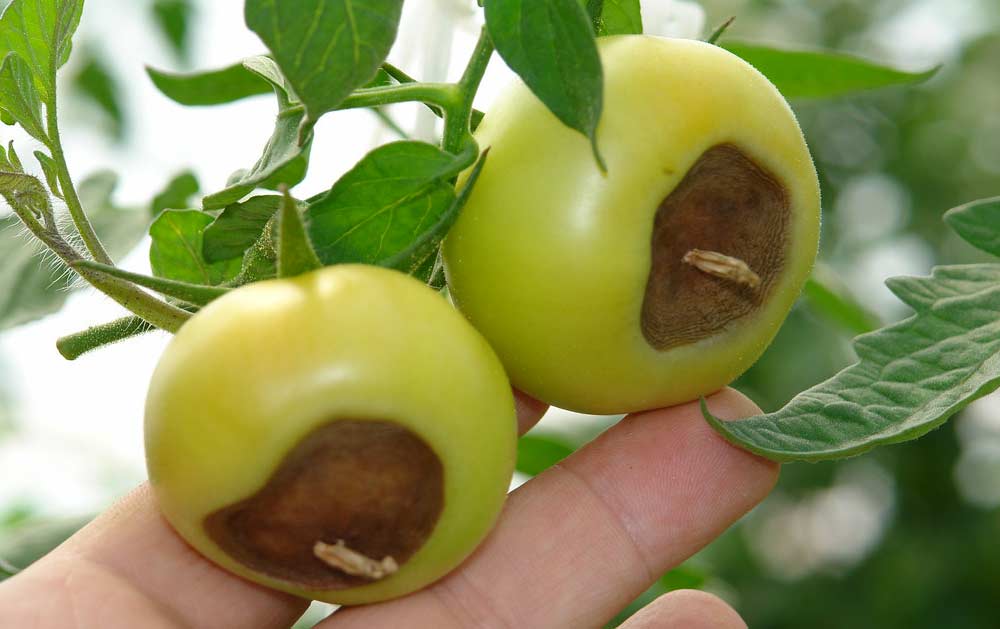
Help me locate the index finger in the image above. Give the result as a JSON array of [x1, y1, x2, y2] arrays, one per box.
[[326, 388, 778, 629]]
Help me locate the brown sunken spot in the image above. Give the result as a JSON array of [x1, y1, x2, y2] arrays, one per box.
[[641, 143, 791, 350], [204, 420, 444, 589]]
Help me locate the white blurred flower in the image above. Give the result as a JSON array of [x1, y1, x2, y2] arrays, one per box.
[[745, 461, 895, 580], [640, 0, 706, 39]]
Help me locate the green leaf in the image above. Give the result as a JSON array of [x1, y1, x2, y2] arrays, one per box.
[[0, 0, 84, 102], [149, 209, 242, 285], [485, 0, 605, 168], [516, 433, 575, 476], [244, 0, 404, 136], [33, 150, 61, 199], [201, 58, 311, 210], [70, 49, 124, 141], [306, 141, 470, 265], [721, 41, 938, 99], [1, 140, 22, 171], [0, 170, 152, 331], [658, 564, 707, 591], [585, 0, 642, 36], [803, 265, 881, 336], [705, 15, 735, 45], [0, 170, 53, 223], [0, 214, 67, 330], [943, 197, 1000, 257], [0, 53, 47, 143], [152, 0, 193, 63], [146, 61, 271, 106], [277, 187, 322, 278], [705, 262, 1000, 462], [150, 170, 199, 215], [0, 516, 90, 581], [202, 195, 280, 263], [0, 555, 19, 578], [73, 260, 228, 307], [606, 563, 707, 628], [380, 149, 489, 281]]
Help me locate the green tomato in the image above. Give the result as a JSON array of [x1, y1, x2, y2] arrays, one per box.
[[443, 35, 821, 415], [145, 265, 517, 605]]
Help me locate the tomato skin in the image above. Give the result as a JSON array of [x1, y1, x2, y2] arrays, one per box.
[[145, 265, 517, 605], [443, 35, 821, 415]]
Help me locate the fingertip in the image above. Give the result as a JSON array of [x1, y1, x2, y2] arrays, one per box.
[[513, 388, 549, 435], [621, 589, 747, 629], [702, 388, 781, 481], [702, 387, 763, 422]]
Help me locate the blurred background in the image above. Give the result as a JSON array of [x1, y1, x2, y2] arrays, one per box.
[[1, 0, 999, 627]]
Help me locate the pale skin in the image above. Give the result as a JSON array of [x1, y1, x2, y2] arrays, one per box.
[[0, 388, 778, 628]]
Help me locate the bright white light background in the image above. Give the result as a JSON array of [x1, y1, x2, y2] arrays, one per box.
[[1, 0, 998, 592]]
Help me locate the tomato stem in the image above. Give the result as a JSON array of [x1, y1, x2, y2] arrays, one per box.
[[337, 82, 459, 112], [46, 97, 114, 266], [56, 316, 157, 361], [443, 26, 494, 156]]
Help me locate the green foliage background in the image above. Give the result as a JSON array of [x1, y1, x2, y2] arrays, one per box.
[[1, 0, 999, 627]]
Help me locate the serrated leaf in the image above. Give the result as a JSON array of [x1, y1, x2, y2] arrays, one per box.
[[146, 62, 271, 106], [202, 195, 279, 264], [517, 433, 575, 476], [150, 170, 199, 215], [943, 197, 1000, 257], [585, 0, 642, 36], [485, 0, 605, 168], [706, 263, 1000, 462], [201, 59, 311, 210], [244, 0, 404, 135], [381, 149, 488, 281], [152, 0, 193, 63], [149, 209, 242, 286], [70, 49, 124, 141], [305, 141, 470, 265], [722, 41, 938, 99], [33, 150, 61, 199], [0, 53, 47, 143], [0, 0, 84, 102]]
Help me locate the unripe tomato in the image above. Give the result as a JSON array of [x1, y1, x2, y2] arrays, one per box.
[[145, 265, 517, 604], [444, 35, 821, 414]]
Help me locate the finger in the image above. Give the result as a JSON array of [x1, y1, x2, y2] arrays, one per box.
[[620, 589, 746, 629], [325, 388, 778, 629], [0, 393, 545, 629], [514, 388, 549, 434], [4, 484, 310, 629]]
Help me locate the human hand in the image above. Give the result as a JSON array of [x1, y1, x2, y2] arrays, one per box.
[[0, 388, 777, 628]]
